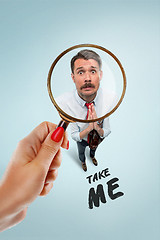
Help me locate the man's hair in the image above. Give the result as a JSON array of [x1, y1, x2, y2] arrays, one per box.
[[71, 49, 102, 73]]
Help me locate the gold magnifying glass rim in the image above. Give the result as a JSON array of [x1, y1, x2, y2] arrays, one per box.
[[47, 43, 127, 123]]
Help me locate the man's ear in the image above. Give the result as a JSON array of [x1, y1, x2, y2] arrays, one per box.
[[100, 70, 103, 81], [71, 73, 75, 83]]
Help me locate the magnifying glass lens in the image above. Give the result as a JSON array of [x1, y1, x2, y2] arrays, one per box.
[[48, 45, 126, 123]]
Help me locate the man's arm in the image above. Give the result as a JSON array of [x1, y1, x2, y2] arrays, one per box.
[[90, 104, 104, 137], [79, 124, 93, 140], [91, 104, 111, 138], [70, 106, 94, 141], [101, 117, 111, 138], [70, 122, 93, 141], [70, 104, 111, 141]]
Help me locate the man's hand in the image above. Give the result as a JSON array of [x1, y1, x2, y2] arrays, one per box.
[[90, 104, 97, 119], [90, 104, 104, 137], [79, 105, 94, 140], [87, 105, 94, 131], [0, 122, 68, 232]]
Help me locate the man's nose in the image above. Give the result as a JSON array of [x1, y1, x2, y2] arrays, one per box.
[[84, 72, 91, 82]]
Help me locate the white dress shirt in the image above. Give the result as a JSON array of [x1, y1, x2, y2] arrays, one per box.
[[56, 87, 117, 142]]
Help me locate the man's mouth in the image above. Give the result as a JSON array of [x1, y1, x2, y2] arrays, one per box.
[[81, 83, 95, 90]]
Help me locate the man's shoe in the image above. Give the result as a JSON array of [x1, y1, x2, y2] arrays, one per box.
[[91, 157, 98, 166], [82, 162, 87, 172]]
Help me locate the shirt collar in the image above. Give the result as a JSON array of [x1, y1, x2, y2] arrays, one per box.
[[74, 88, 101, 107]]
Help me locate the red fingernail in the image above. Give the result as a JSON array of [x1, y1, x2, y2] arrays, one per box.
[[51, 127, 64, 142], [66, 141, 69, 150]]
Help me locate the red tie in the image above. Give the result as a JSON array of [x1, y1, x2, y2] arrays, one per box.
[[85, 102, 93, 120]]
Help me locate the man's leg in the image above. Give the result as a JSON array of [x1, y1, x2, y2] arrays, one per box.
[[77, 140, 88, 171], [90, 148, 98, 166]]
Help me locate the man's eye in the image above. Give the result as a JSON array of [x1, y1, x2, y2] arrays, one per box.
[[91, 70, 96, 74], [78, 71, 83, 75]]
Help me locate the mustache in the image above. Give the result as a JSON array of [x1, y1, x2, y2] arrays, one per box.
[[80, 83, 95, 90]]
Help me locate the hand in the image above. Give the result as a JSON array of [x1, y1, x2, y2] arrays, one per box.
[[87, 105, 94, 131], [90, 105, 104, 137], [91, 104, 97, 119], [90, 104, 99, 130], [0, 121, 68, 232]]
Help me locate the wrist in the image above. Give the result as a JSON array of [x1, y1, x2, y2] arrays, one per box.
[[94, 124, 103, 137], [94, 122, 99, 130], [0, 183, 26, 232], [87, 125, 93, 132], [0, 181, 22, 220]]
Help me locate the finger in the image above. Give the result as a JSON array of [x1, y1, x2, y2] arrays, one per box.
[[61, 131, 69, 150], [49, 149, 62, 170], [45, 169, 58, 184], [39, 182, 53, 196], [13, 122, 65, 167], [27, 121, 57, 146], [88, 109, 92, 120], [91, 106, 97, 118], [89, 105, 92, 112], [33, 125, 64, 172], [91, 104, 95, 112], [17, 122, 57, 160], [91, 104, 95, 113]]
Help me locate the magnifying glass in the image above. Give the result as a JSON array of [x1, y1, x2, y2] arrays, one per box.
[[47, 43, 126, 141]]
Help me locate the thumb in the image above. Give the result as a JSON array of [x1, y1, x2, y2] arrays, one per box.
[[34, 126, 64, 171]]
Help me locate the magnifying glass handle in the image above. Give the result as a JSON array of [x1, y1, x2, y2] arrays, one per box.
[[51, 120, 69, 142]]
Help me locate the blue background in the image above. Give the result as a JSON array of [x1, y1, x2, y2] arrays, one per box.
[[0, 0, 160, 239]]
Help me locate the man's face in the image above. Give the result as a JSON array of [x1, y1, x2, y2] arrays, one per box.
[[71, 58, 102, 101]]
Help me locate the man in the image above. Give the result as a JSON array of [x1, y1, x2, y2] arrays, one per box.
[[56, 49, 116, 171]]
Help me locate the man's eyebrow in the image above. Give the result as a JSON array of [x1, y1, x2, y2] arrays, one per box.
[[76, 67, 84, 71], [90, 66, 98, 69], [75, 66, 98, 71]]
